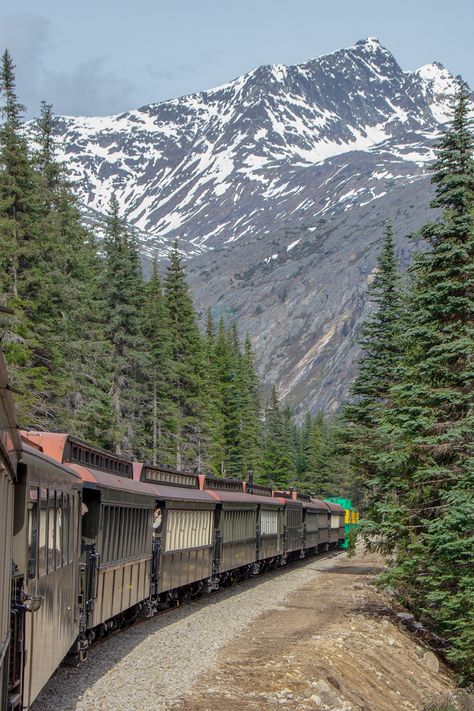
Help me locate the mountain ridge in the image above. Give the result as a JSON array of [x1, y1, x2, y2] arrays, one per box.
[[37, 38, 470, 417]]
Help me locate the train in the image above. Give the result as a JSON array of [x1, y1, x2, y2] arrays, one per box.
[[0, 351, 356, 710]]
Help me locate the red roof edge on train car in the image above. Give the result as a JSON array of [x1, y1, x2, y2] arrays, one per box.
[[204, 489, 285, 506], [133, 462, 143, 481], [66, 461, 159, 497], [21, 431, 68, 462]]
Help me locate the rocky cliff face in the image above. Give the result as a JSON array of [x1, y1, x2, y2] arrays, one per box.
[[43, 38, 469, 417]]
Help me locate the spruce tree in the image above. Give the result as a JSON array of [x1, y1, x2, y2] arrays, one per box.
[[164, 241, 205, 468], [142, 257, 176, 465], [343, 222, 402, 516], [0, 51, 67, 424], [239, 334, 262, 477], [201, 310, 226, 475], [259, 386, 296, 488], [101, 195, 147, 455], [210, 318, 243, 477], [371, 88, 474, 679]]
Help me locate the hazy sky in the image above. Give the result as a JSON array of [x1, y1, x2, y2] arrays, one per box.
[[1, 0, 473, 118]]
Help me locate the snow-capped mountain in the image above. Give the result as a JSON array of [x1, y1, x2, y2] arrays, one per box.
[[44, 38, 468, 416], [50, 38, 460, 254]]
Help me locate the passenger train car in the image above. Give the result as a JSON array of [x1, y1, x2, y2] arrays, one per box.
[[0, 351, 352, 711], [0, 355, 21, 711]]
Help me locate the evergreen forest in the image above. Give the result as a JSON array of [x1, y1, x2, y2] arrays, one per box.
[[0, 50, 347, 493], [343, 88, 474, 681]]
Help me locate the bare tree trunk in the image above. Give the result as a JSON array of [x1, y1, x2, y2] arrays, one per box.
[[152, 377, 157, 465], [176, 426, 181, 470], [12, 222, 18, 297]]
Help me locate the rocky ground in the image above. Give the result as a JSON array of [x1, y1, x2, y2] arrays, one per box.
[[32, 548, 461, 711]]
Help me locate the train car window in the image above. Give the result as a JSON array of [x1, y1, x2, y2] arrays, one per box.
[[118, 507, 125, 559], [70, 493, 75, 563], [109, 506, 120, 560], [135, 509, 142, 556], [140, 509, 147, 555], [287, 508, 302, 529], [139, 509, 147, 554], [128, 509, 137, 556], [127, 509, 135, 558], [221, 508, 255, 542], [55, 493, 63, 569], [105, 506, 113, 562], [123, 507, 130, 559], [112, 507, 120, 562], [61, 494, 69, 566], [47, 489, 56, 572], [107, 506, 115, 562], [114, 507, 122, 561], [136, 509, 143, 557], [38, 487, 48, 577], [140, 509, 148, 554], [125, 507, 133, 558], [120, 507, 127, 558], [27, 487, 39, 580], [101, 506, 109, 562], [122, 507, 129, 558]]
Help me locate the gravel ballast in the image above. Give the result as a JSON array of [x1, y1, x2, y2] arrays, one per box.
[[31, 553, 343, 711]]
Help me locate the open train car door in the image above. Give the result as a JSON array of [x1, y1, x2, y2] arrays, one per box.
[[139, 464, 216, 596]]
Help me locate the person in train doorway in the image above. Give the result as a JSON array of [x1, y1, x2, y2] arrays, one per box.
[[153, 504, 163, 536]]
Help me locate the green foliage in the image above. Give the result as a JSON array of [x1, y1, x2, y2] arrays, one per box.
[[101, 195, 147, 455], [259, 386, 297, 488], [343, 222, 402, 515], [0, 52, 111, 433], [346, 87, 474, 682], [164, 241, 206, 468], [141, 258, 177, 465]]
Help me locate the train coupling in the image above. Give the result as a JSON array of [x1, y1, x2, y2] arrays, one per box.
[[205, 576, 220, 593]]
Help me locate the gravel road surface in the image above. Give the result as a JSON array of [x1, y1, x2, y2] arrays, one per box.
[[32, 552, 343, 711]]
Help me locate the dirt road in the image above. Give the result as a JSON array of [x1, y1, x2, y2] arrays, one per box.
[[174, 550, 454, 711]]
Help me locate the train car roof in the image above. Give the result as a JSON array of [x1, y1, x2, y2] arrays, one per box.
[[22, 442, 82, 483], [303, 498, 328, 511], [206, 490, 285, 506], [66, 462, 161, 498], [67, 462, 216, 503], [323, 500, 345, 512], [147, 481, 216, 503], [22, 431, 134, 478], [271, 495, 303, 507]]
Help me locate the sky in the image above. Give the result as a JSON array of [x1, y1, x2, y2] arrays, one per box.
[[1, 0, 473, 119]]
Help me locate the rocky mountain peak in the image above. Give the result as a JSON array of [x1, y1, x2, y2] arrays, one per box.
[[31, 40, 471, 416]]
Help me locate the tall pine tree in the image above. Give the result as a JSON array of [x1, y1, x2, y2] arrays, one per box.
[[101, 195, 147, 455], [259, 386, 296, 488], [344, 223, 402, 515], [164, 241, 205, 468], [0, 50, 48, 422], [369, 88, 474, 679], [141, 257, 177, 465]]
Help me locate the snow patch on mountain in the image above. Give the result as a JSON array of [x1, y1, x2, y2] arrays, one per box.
[[31, 38, 469, 266]]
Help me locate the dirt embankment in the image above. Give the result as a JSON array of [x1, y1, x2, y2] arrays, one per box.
[[174, 550, 457, 711]]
